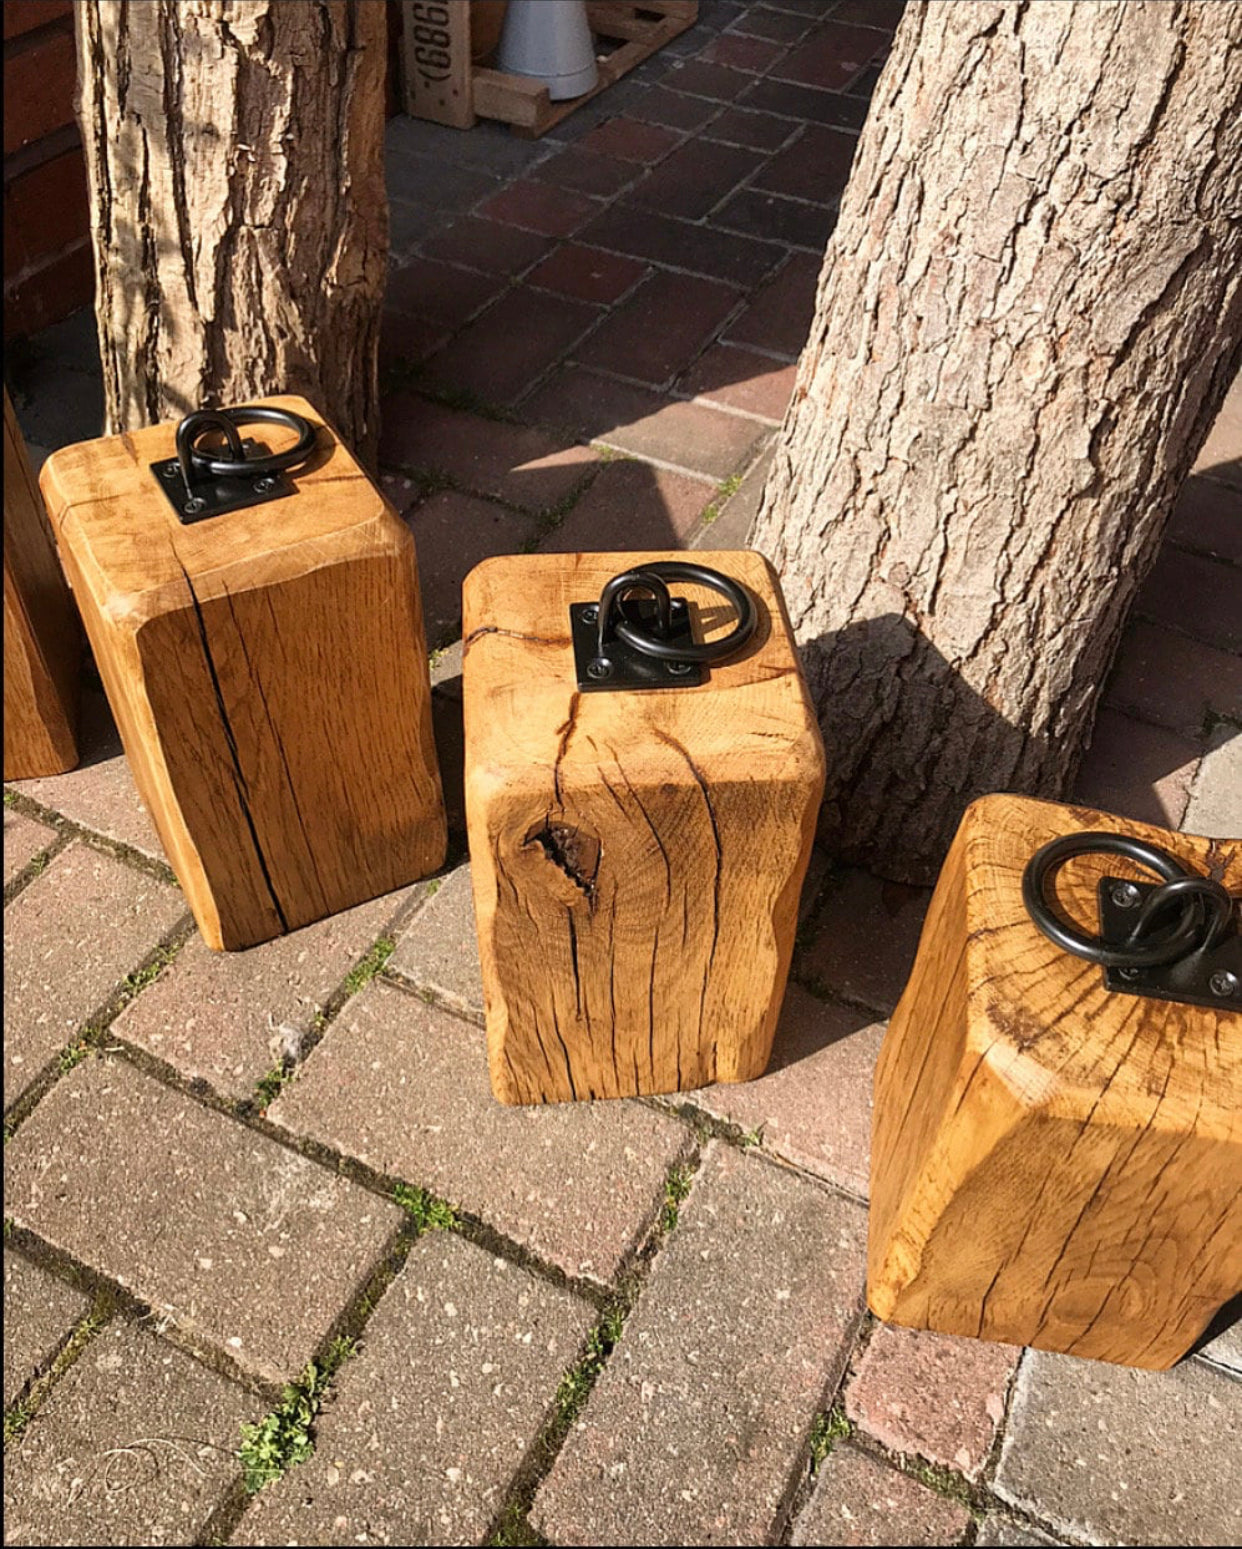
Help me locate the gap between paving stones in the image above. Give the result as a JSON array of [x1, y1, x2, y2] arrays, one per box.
[[1, 814, 72, 906], [2, 910, 196, 1135], [3, 785, 180, 893], [3, 1278, 116, 1447]]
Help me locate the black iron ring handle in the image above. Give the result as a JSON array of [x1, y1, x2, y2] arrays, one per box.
[[176, 404, 318, 486], [598, 561, 757, 665], [1021, 831, 1232, 969]]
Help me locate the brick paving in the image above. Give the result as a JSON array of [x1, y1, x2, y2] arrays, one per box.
[[790, 1445, 973, 1546], [233, 1233, 593, 1546], [2, 1254, 89, 1409], [844, 1325, 1019, 1481], [5, 0, 1241, 1543]]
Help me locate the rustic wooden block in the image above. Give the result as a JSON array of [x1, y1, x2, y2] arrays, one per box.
[[868, 793, 1241, 1370], [39, 395, 446, 950], [4, 387, 79, 779], [462, 549, 825, 1104]]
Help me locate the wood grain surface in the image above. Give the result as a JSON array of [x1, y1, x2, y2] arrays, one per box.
[[39, 395, 446, 949], [462, 549, 825, 1104], [4, 388, 79, 778], [868, 793, 1242, 1369]]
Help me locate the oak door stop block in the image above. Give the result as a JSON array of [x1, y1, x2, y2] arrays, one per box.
[[39, 396, 447, 950]]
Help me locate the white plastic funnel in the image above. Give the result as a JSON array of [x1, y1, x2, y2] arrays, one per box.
[[497, 0, 599, 101]]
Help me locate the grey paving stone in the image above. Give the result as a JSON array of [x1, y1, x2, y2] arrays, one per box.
[[692, 442, 773, 548], [790, 1444, 972, 1546], [2, 1253, 89, 1409], [533, 1142, 868, 1545], [3, 1319, 257, 1546], [388, 862, 483, 1018], [4, 1058, 402, 1384], [693, 986, 883, 1198], [1182, 721, 1242, 837], [13, 689, 166, 860], [3, 807, 56, 884], [3, 842, 185, 1111], [975, 1516, 1062, 1547], [232, 1232, 594, 1547], [1197, 1314, 1242, 1379], [112, 886, 413, 1100], [268, 982, 691, 1285], [994, 1349, 1242, 1547]]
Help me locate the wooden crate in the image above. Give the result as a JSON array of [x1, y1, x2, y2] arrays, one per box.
[[403, 1, 698, 138]]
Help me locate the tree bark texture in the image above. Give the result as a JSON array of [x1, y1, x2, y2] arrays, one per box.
[[752, 1, 1242, 884], [76, 1, 388, 464]]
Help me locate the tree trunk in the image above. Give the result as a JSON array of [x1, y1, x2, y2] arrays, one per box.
[[75, 1, 388, 464], [752, 1, 1242, 885]]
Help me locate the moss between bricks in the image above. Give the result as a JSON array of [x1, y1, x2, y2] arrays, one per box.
[[808, 1406, 853, 1473], [238, 1336, 356, 1493], [391, 1182, 458, 1233], [341, 937, 395, 999], [658, 1162, 695, 1237], [3, 1292, 113, 1447]]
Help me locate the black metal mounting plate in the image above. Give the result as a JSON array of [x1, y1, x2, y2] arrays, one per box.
[[1099, 876, 1241, 1010], [570, 597, 706, 692], [150, 440, 295, 524]]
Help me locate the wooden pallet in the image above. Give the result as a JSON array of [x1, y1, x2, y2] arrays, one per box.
[[403, 2, 698, 138]]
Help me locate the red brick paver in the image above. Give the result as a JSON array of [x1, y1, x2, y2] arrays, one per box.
[[1104, 618, 1242, 739], [420, 214, 553, 276], [380, 393, 599, 510], [540, 458, 715, 552], [724, 251, 822, 357], [1073, 708, 1201, 830], [753, 122, 860, 203], [573, 270, 742, 386], [630, 137, 766, 220], [478, 180, 600, 237], [527, 242, 649, 305], [112, 887, 413, 1100], [798, 868, 930, 1016], [774, 21, 889, 92], [678, 340, 798, 421], [525, 365, 769, 479], [406, 491, 538, 645], [695, 987, 883, 1198], [13, 690, 165, 861], [580, 115, 683, 164], [846, 1324, 1019, 1481]]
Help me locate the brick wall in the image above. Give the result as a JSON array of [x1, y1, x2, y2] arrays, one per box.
[[4, 2, 407, 342], [4, 0, 91, 339]]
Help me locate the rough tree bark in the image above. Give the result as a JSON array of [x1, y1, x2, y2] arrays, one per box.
[[752, 1, 1242, 884], [75, 1, 388, 463]]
